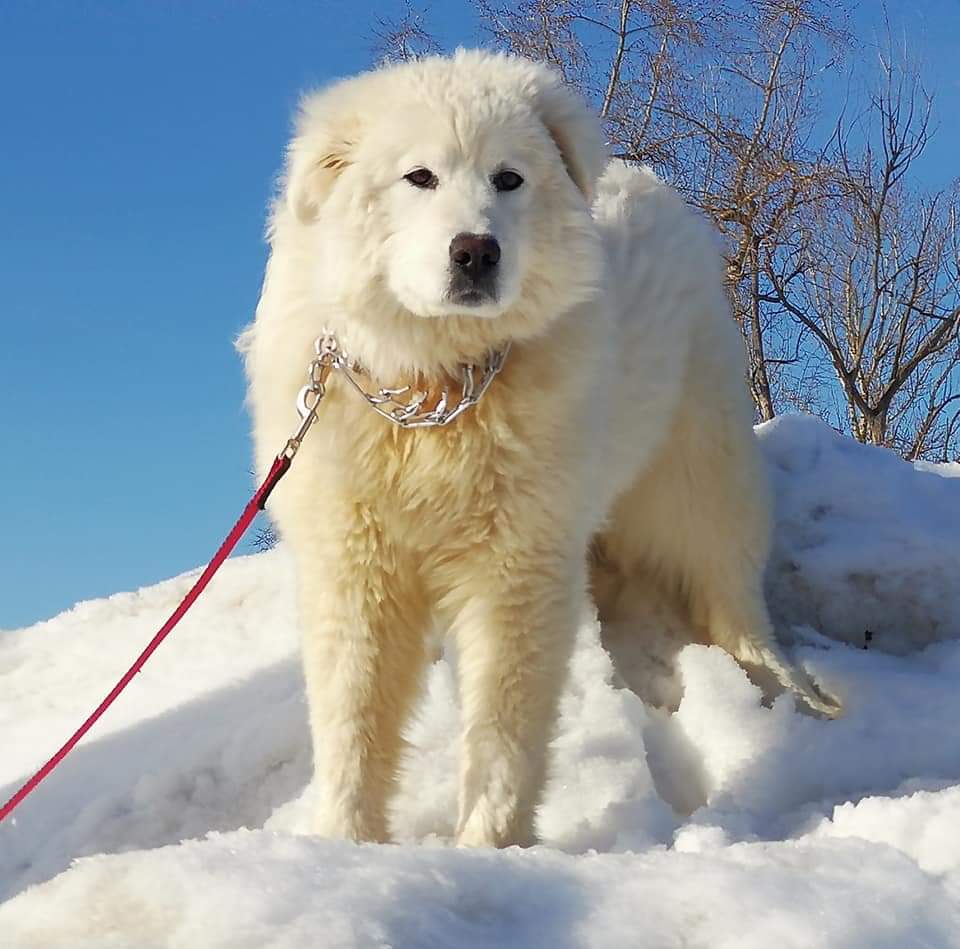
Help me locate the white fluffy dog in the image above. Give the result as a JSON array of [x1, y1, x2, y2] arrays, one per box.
[[241, 50, 838, 848]]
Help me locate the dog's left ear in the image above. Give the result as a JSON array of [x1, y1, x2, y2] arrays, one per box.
[[535, 75, 609, 201]]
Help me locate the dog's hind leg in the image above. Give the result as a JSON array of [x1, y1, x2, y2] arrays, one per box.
[[599, 381, 841, 718]]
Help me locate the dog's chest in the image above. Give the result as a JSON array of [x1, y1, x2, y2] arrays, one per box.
[[310, 376, 549, 550], [360, 411, 507, 522]]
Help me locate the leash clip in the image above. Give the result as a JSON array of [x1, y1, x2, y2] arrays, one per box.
[[284, 335, 340, 459]]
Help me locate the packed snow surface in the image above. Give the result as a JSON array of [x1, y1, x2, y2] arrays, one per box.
[[2, 416, 959, 948]]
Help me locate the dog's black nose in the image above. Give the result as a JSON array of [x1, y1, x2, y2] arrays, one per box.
[[449, 233, 501, 279]]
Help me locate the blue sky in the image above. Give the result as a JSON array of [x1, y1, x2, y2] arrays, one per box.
[[1, 1, 958, 630]]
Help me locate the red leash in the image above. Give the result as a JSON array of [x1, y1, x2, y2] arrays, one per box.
[[1, 336, 335, 826], [0, 453, 292, 824], [0, 338, 343, 825]]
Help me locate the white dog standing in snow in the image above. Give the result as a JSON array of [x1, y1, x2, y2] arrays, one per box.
[[241, 50, 838, 849]]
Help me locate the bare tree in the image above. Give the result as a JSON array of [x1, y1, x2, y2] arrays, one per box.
[[371, 2, 443, 64], [479, 0, 718, 172], [252, 521, 279, 553], [765, 58, 960, 458], [683, 2, 848, 419]]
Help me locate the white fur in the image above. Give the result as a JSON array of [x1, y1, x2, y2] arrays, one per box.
[[241, 50, 839, 849]]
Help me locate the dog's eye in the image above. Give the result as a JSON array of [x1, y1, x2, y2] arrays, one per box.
[[492, 170, 524, 192], [404, 168, 438, 189]]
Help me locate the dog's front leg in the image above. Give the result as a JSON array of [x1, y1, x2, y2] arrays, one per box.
[[453, 560, 583, 848], [297, 532, 428, 843]]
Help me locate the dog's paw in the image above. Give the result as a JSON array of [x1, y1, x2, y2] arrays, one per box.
[[455, 807, 537, 849], [310, 808, 390, 844], [760, 644, 844, 719], [796, 678, 844, 719]]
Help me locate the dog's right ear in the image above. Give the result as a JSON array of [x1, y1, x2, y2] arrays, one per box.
[[284, 87, 361, 223]]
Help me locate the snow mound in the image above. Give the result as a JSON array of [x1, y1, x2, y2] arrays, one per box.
[[761, 414, 960, 652], [2, 417, 959, 946]]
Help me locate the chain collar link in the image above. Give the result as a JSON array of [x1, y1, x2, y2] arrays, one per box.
[[294, 332, 510, 434]]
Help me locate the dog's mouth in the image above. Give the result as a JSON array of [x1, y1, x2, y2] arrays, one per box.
[[444, 278, 499, 312], [448, 288, 492, 306], [445, 265, 499, 309]]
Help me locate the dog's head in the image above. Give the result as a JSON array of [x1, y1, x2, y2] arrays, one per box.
[[279, 51, 607, 336]]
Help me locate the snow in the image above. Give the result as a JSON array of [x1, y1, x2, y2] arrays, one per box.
[[763, 413, 960, 652], [2, 414, 959, 947]]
